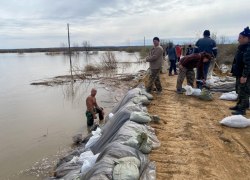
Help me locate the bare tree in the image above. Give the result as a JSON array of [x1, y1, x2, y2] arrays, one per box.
[[82, 41, 91, 54]]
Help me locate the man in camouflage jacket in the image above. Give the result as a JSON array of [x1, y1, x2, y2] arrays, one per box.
[[230, 26, 250, 115]]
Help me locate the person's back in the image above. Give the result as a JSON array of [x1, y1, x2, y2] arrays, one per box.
[[167, 47, 177, 61], [167, 44, 178, 75], [195, 37, 217, 56], [194, 30, 217, 80]]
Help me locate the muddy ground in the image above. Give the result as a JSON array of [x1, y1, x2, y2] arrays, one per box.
[[148, 74, 250, 180]]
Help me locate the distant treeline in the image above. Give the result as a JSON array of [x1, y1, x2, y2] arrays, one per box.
[[0, 46, 146, 53]]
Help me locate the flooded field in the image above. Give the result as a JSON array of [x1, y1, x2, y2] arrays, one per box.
[[0, 51, 148, 180]]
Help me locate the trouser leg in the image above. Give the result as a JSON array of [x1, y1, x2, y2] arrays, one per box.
[[203, 61, 210, 80], [169, 61, 173, 74], [176, 67, 187, 90], [186, 69, 195, 87], [207, 58, 215, 78], [146, 69, 162, 93], [86, 111, 94, 127], [95, 107, 104, 120], [237, 78, 250, 111], [154, 69, 162, 92]]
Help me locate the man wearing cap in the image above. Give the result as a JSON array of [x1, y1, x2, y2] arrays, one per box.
[[194, 30, 217, 82], [230, 26, 250, 115], [146, 37, 163, 94]]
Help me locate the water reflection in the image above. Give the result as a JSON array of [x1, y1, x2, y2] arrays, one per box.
[[0, 51, 148, 180]]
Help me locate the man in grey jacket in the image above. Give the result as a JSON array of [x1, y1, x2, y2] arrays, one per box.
[[146, 37, 163, 94]]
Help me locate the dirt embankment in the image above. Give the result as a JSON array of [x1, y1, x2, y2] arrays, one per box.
[[148, 74, 250, 180]]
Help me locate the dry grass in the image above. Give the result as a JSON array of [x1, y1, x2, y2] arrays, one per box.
[[216, 44, 238, 65], [101, 52, 118, 69], [84, 64, 100, 72]]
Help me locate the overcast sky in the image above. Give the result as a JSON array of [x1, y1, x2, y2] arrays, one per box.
[[0, 0, 249, 49]]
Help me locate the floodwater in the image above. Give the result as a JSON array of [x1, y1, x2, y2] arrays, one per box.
[[0, 51, 148, 180]]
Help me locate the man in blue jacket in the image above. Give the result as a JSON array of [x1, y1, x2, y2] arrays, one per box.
[[230, 27, 250, 115], [194, 30, 217, 80]]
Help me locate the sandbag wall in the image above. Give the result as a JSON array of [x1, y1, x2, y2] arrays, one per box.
[[50, 87, 160, 180]]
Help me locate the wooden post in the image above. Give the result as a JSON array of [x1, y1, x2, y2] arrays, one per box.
[[67, 23, 73, 81], [144, 36, 145, 47]]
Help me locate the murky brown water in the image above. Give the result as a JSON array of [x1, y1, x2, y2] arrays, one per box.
[[0, 52, 147, 180]]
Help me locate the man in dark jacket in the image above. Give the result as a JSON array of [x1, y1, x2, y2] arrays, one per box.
[[146, 37, 164, 94], [166, 42, 178, 76], [194, 30, 217, 79], [176, 52, 211, 93], [230, 26, 250, 115]]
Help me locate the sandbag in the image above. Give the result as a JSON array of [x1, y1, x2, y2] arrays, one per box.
[[83, 142, 148, 180], [61, 169, 81, 180], [140, 162, 156, 180], [123, 132, 153, 154], [219, 91, 238, 101], [205, 76, 236, 92], [113, 121, 160, 150], [115, 157, 141, 168], [130, 111, 151, 123], [133, 95, 150, 105], [184, 85, 201, 96], [220, 115, 250, 128], [199, 88, 213, 101], [140, 89, 154, 100], [81, 153, 99, 175], [85, 128, 102, 149], [111, 88, 141, 114], [138, 132, 153, 154], [90, 108, 131, 154], [55, 161, 82, 178], [113, 160, 140, 180]]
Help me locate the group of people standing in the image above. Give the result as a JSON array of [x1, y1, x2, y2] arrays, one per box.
[[145, 26, 250, 116], [84, 26, 250, 129]]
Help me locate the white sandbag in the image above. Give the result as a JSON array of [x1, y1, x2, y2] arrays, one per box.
[[130, 111, 151, 123], [220, 115, 250, 128], [85, 128, 102, 149], [109, 113, 114, 119], [79, 151, 94, 163], [184, 85, 201, 96], [184, 85, 194, 95], [69, 156, 80, 164], [81, 154, 100, 175], [192, 89, 201, 96], [219, 91, 238, 101]]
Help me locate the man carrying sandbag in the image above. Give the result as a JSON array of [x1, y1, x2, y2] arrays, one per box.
[[176, 52, 211, 94], [230, 26, 250, 115], [86, 88, 104, 127], [145, 37, 164, 94]]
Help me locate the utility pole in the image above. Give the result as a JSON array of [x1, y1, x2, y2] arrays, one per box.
[[144, 36, 145, 48], [67, 23, 73, 81]]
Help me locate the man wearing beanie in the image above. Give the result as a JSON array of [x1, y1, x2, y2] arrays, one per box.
[[230, 26, 250, 115], [146, 37, 163, 94], [194, 30, 217, 84]]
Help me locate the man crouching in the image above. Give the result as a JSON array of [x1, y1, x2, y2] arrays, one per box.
[[86, 88, 104, 128], [176, 52, 211, 94]]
